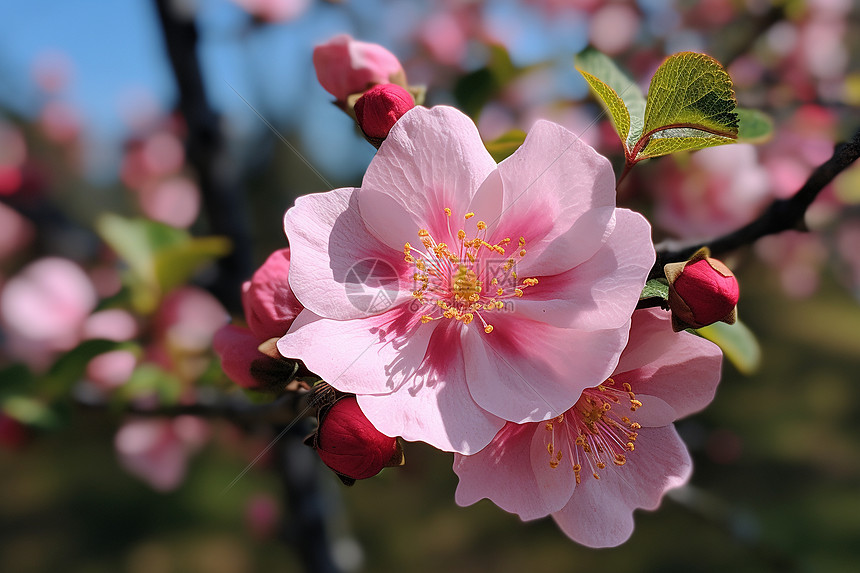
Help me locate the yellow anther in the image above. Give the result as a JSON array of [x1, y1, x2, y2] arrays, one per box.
[[484, 325, 494, 334], [522, 278, 539, 287], [514, 288, 524, 297], [477, 221, 487, 230], [420, 315, 434, 324], [465, 212, 474, 219], [418, 229, 429, 237], [457, 229, 466, 240], [490, 278, 499, 286], [444, 207, 452, 217]]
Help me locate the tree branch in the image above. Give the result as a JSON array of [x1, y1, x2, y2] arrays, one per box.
[[124, 392, 309, 426], [650, 126, 860, 279], [154, 0, 252, 313]]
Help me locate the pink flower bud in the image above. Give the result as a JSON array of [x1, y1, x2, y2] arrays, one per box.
[[665, 248, 739, 332], [354, 84, 415, 141], [313, 35, 406, 102], [241, 248, 303, 341], [314, 396, 400, 481]]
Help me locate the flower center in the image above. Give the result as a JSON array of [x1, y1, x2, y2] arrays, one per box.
[[544, 378, 642, 484], [403, 207, 538, 334]]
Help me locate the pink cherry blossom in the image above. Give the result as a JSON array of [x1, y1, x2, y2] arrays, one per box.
[[114, 416, 209, 491], [216, 248, 303, 389], [278, 105, 655, 454], [313, 35, 406, 102], [0, 257, 97, 369], [453, 309, 723, 547]]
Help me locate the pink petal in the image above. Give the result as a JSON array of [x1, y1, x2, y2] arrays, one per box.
[[551, 425, 692, 548], [462, 315, 629, 423], [241, 248, 303, 341], [489, 120, 617, 276], [277, 306, 435, 396], [214, 324, 273, 389], [356, 322, 504, 454], [528, 420, 576, 516], [359, 106, 497, 251], [454, 422, 564, 520], [614, 309, 723, 427], [283, 187, 413, 320], [513, 209, 655, 331]]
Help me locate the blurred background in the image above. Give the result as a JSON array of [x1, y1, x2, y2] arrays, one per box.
[[1, 0, 860, 571]]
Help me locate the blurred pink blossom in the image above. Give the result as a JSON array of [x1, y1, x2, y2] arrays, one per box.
[[1, 257, 97, 369], [589, 4, 640, 55], [653, 144, 771, 239], [755, 231, 828, 299], [39, 100, 81, 144], [149, 287, 229, 382], [82, 308, 140, 389], [137, 177, 201, 229], [0, 202, 35, 261], [245, 494, 280, 539], [114, 416, 209, 491], [454, 309, 722, 547]]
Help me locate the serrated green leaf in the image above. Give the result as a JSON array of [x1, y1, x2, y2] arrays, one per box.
[[642, 52, 739, 143], [640, 278, 670, 300], [485, 129, 527, 162], [638, 130, 736, 159], [697, 319, 761, 375], [575, 48, 646, 148], [736, 108, 774, 143]]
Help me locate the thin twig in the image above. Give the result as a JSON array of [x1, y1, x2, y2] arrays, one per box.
[[124, 392, 308, 426], [650, 126, 860, 279]]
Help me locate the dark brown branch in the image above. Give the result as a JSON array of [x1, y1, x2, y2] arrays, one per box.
[[154, 0, 252, 312], [651, 126, 860, 279], [124, 392, 309, 425]]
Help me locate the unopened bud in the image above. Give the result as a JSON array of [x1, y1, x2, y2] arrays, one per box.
[[311, 396, 402, 483], [313, 34, 406, 103], [354, 84, 415, 143], [665, 247, 739, 332]]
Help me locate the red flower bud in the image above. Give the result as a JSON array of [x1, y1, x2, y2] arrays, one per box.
[[665, 248, 739, 332], [354, 84, 415, 141], [314, 396, 401, 481]]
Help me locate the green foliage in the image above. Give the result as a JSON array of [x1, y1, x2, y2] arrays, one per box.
[[114, 364, 184, 405], [697, 319, 761, 375], [485, 129, 527, 162], [736, 108, 775, 143], [95, 214, 231, 314], [576, 49, 773, 171], [454, 45, 519, 119], [43, 339, 139, 400], [574, 48, 646, 148], [639, 278, 670, 300]]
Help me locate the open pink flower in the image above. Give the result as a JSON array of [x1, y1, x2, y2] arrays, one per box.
[[453, 309, 722, 547], [278, 106, 655, 454]]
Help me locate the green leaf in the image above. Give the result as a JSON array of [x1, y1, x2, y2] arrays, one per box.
[[575, 48, 646, 148], [642, 52, 739, 141], [638, 130, 736, 159], [154, 236, 232, 295], [697, 319, 761, 375], [736, 108, 774, 143], [2, 396, 60, 429], [485, 129, 527, 162], [639, 278, 670, 300], [96, 214, 230, 313], [115, 364, 184, 405]]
